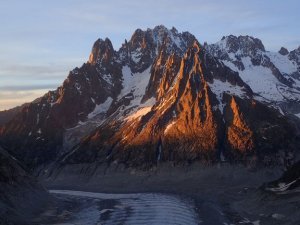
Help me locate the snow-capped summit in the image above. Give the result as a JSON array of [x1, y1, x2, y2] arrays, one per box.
[[118, 25, 196, 73], [206, 35, 300, 113], [219, 35, 265, 55]]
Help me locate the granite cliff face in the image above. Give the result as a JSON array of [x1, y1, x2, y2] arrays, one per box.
[[0, 26, 299, 169]]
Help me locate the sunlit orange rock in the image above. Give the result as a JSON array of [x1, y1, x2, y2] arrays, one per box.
[[227, 96, 254, 152]]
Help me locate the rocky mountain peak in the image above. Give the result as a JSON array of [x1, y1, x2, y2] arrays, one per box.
[[88, 38, 114, 65], [121, 25, 196, 62], [1, 26, 300, 169], [220, 35, 265, 55], [170, 26, 178, 34], [206, 34, 297, 97], [279, 47, 289, 55], [289, 46, 300, 64]]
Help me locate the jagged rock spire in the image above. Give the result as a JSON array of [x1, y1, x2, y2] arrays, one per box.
[[88, 38, 114, 65]]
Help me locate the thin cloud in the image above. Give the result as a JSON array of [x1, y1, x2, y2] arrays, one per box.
[[0, 84, 58, 92], [0, 64, 66, 76], [0, 60, 85, 81], [0, 89, 49, 110]]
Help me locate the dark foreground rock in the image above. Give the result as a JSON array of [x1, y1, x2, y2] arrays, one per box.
[[0, 147, 51, 225], [264, 161, 300, 193]]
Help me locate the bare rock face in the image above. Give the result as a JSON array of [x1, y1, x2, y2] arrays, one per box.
[[0, 26, 300, 170], [226, 96, 254, 153], [88, 38, 114, 65], [289, 46, 300, 67], [279, 47, 289, 56]]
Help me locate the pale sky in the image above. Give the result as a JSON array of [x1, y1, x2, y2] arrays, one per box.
[[0, 0, 299, 110]]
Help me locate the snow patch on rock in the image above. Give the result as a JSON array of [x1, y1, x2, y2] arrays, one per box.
[[119, 66, 151, 105], [208, 79, 246, 113], [125, 106, 152, 121], [88, 97, 113, 119], [266, 52, 298, 75]]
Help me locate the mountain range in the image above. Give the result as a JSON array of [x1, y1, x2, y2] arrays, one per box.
[[1, 25, 300, 171]]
